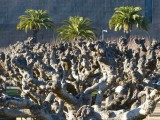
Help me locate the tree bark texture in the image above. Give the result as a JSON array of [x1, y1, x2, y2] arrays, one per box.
[[0, 37, 160, 120]]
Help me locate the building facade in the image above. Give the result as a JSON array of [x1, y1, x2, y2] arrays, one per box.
[[0, 0, 159, 47]]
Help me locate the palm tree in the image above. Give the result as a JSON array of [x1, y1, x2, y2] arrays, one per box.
[[17, 9, 55, 43], [57, 16, 96, 41], [109, 6, 148, 39]]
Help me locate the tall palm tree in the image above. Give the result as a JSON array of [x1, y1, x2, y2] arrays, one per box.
[[109, 6, 148, 39], [17, 9, 55, 43], [57, 16, 96, 41]]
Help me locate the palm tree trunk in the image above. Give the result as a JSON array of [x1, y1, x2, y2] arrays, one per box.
[[33, 30, 38, 43], [125, 31, 130, 40]]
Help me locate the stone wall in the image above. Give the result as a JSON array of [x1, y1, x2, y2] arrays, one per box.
[[0, 0, 159, 47]]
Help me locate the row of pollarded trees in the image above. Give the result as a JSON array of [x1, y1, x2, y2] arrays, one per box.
[[0, 6, 159, 120], [16, 6, 148, 42], [0, 35, 160, 120]]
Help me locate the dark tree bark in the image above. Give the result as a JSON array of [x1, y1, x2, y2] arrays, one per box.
[[32, 29, 38, 43], [125, 31, 130, 40]]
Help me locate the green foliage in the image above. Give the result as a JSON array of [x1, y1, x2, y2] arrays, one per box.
[[17, 9, 55, 33], [109, 6, 148, 33], [91, 89, 98, 96], [57, 16, 96, 41], [6, 89, 19, 95]]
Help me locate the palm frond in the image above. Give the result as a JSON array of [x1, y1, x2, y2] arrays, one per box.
[[57, 16, 96, 41], [17, 9, 55, 33], [109, 6, 148, 33]]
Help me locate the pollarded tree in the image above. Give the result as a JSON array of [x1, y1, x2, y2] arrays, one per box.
[[109, 6, 148, 39], [0, 37, 160, 120], [17, 9, 55, 43], [57, 16, 96, 41]]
